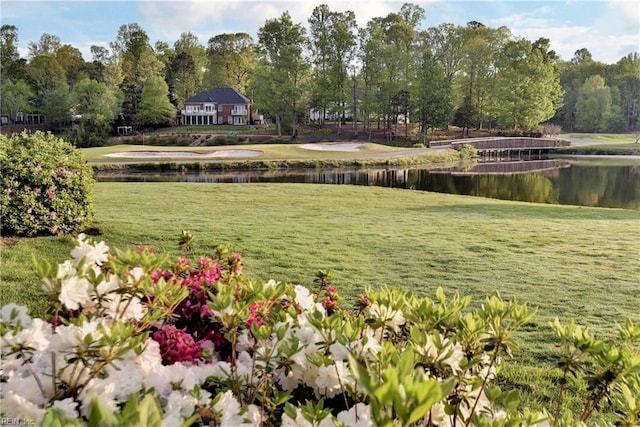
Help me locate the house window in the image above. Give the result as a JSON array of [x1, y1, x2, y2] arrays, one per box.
[[217, 104, 222, 112]]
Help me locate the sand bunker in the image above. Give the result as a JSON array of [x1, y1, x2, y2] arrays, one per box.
[[299, 143, 364, 152], [104, 150, 263, 159]]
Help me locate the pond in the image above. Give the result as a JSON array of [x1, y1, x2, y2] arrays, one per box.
[[96, 158, 640, 210]]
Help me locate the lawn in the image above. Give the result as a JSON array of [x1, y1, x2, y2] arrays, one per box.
[[3, 183, 638, 345], [2, 183, 638, 415], [559, 132, 640, 155]]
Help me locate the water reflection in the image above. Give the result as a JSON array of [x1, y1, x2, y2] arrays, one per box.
[[96, 159, 640, 209]]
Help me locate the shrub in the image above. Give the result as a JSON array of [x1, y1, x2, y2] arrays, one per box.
[[458, 143, 478, 159], [0, 131, 94, 236], [2, 235, 638, 426]]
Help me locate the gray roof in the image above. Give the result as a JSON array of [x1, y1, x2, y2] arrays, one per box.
[[185, 87, 250, 105]]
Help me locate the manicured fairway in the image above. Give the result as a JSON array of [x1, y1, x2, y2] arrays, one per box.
[[3, 183, 638, 354]]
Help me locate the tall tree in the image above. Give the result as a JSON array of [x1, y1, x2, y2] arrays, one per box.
[[1, 25, 25, 83], [458, 23, 511, 129], [358, 22, 385, 132], [490, 38, 563, 129], [553, 48, 608, 131], [575, 75, 612, 132], [372, 3, 425, 136], [204, 33, 258, 92], [25, 54, 70, 128], [0, 79, 32, 132], [423, 23, 466, 82], [111, 24, 164, 128], [253, 12, 308, 136], [138, 76, 176, 128], [308, 4, 334, 123], [27, 33, 61, 59], [71, 75, 121, 146], [55, 44, 85, 86], [308, 5, 357, 126], [610, 53, 640, 131], [413, 48, 453, 140], [167, 52, 198, 108]]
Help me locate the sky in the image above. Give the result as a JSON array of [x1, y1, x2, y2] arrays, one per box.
[[1, 0, 639, 64]]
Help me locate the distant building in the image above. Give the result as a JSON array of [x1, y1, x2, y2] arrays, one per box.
[[180, 87, 250, 126]]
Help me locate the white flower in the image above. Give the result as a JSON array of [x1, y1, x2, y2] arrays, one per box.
[[236, 329, 256, 351], [49, 319, 103, 352], [59, 275, 91, 310], [207, 361, 232, 381], [329, 341, 350, 361], [3, 318, 51, 352], [94, 274, 120, 296], [213, 391, 241, 425], [105, 295, 146, 321], [4, 374, 53, 406], [56, 260, 76, 279], [2, 390, 46, 424], [337, 403, 374, 427], [103, 362, 144, 401], [166, 390, 198, 417], [294, 285, 315, 311], [361, 328, 383, 357], [265, 279, 279, 288], [128, 267, 145, 282], [1, 303, 32, 328], [369, 303, 405, 333], [314, 361, 352, 398], [51, 398, 79, 420], [275, 365, 304, 391], [71, 234, 109, 269]]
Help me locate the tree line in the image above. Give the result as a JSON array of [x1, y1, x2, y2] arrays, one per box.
[[1, 3, 638, 145]]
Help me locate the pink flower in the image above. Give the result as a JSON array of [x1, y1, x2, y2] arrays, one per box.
[[47, 191, 56, 199], [50, 212, 57, 220], [358, 294, 372, 307], [326, 286, 338, 296], [152, 325, 203, 365], [34, 187, 41, 194]]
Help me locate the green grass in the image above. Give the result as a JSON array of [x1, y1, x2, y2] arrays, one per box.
[[3, 184, 638, 339], [559, 133, 640, 155], [2, 183, 638, 416], [564, 133, 638, 144]]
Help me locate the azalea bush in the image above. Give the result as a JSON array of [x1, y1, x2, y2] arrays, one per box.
[[0, 131, 94, 236], [2, 235, 639, 426]]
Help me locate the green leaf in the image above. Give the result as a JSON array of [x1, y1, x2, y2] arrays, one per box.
[[138, 394, 163, 427]]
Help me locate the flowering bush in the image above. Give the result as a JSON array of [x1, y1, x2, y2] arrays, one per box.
[[0, 131, 94, 236], [2, 235, 639, 426]]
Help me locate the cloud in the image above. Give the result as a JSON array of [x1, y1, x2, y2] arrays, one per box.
[[137, 0, 427, 45]]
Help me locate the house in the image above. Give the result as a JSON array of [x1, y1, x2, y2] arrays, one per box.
[[180, 87, 250, 126]]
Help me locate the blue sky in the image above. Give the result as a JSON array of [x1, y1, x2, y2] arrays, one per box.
[[1, 0, 638, 64]]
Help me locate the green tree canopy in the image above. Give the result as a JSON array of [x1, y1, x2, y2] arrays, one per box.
[[138, 75, 176, 128], [254, 12, 309, 136], [204, 32, 258, 92], [0, 79, 33, 130], [575, 75, 612, 132]]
